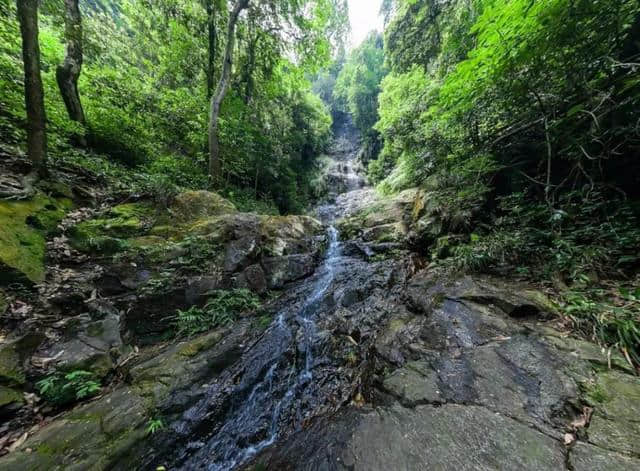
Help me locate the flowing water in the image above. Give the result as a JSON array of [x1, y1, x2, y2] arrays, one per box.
[[166, 121, 366, 470]]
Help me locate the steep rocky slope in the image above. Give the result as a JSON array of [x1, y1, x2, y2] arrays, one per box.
[[1, 130, 639, 470]]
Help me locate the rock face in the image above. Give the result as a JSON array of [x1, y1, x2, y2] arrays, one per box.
[[0, 188, 325, 459], [248, 274, 640, 471], [0, 324, 249, 470]]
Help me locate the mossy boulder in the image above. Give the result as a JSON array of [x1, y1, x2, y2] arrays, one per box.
[[170, 190, 237, 224], [260, 215, 323, 256], [41, 313, 125, 378], [336, 189, 417, 244], [585, 371, 640, 456], [68, 202, 154, 254], [0, 387, 148, 471], [0, 193, 72, 283]]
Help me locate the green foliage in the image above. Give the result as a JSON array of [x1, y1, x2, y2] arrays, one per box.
[[448, 189, 640, 279], [36, 370, 101, 406], [172, 289, 261, 337], [334, 32, 387, 161], [561, 283, 640, 367], [145, 417, 166, 436], [2, 0, 347, 214]]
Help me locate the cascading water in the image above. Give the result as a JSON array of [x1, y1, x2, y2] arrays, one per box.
[[178, 225, 342, 470], [164, 120, 362, 471]]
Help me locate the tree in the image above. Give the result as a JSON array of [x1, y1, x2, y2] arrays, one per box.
[[209, 0, 251, 183], [205, 0, 221, 98], [56, 0, 86, 134], [17, 0, 47, 177]]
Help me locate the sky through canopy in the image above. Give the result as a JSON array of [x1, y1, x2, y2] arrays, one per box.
[[347, 0, 384, 47]]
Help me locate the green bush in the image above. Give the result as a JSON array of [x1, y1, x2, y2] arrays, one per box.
[[448, 189, 640, 280]]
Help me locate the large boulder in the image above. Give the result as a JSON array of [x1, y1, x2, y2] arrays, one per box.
[[170, 190, 237, 223], [336, 188, 418, 244], [37, 312, 125, 377]]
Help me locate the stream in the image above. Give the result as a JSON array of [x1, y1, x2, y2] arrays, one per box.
[[165, 122, 368, 470]]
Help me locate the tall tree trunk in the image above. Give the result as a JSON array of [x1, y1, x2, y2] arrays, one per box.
[[208, 0, 250, 184], [206, 1, 217, 99], [17, 0, 47, 177], [243, 32, 259, 105], [56, 0, 86, 132]]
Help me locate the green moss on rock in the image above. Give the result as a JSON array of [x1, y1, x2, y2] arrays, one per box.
[[68, 202, 153, 254], [0, 340, 26, 385], [0, 193, 72, 283], [0, 385, 23, 407], [169, 190, 237, 224]]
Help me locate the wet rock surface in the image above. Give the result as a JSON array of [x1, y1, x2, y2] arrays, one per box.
[[248, 274, 640, 471]]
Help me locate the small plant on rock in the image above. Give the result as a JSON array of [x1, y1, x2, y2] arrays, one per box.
[[173, 289, 261, 337], [36, 370, 101, 406], [146, 417, 166, 435]]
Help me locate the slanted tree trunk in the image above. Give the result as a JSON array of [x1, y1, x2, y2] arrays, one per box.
[[56, 0, 86, 132], [208, 0, 251, 184], [17, 0, 47, 178], [206, 1, 218, 99]]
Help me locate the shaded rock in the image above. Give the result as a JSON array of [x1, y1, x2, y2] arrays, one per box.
[[130, 324, 246, 410], [257, 404, 566, 470], [0, 387, 147, 471], [0, 334, 44, 386], [237, 264, 267, 294], [224, 235, 260, 273], [0, 340, 25, 386], [570, 442, 640, 470], [262, 254, 317, 289], [407, 273, 557, 319], [341, 404, 565, 470], [382, 360, 442, 405], [0, 288, 7, 314], [185, 275, 222, 304], [0, 385, 23, 408], [40, 313, 124, 377]]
